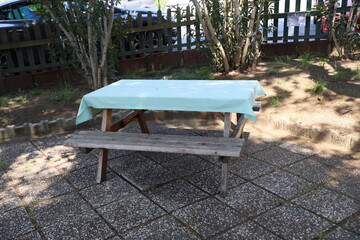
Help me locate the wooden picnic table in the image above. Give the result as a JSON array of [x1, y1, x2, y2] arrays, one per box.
[[65, 79, 265, 196]]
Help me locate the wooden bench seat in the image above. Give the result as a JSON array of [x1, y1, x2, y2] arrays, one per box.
[[64, 131, 244, 157], [64, 130, 245, 197]]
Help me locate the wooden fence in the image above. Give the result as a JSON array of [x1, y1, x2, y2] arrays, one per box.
[[0, 2, 354, 89], [264, 0, 352, 43]]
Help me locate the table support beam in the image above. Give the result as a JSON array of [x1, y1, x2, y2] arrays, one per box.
[[136, 110, 149, 133], [96, 109, 112, 183], [220, 156, 231, 197]]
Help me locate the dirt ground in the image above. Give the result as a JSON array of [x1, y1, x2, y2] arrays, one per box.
[[0, 58, 359, 139]]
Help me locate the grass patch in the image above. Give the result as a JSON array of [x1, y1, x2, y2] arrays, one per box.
[[0, 160, 7, 168], [169, 66, 214, 80], [269, 97, 280, 107], [309, 81, 327, 95], [12, 95, 27, 103], [0, 96, 10, 107], [332, 71, 346, 80], [299, 52, 313, 69], [28, 211, 36, 221], [49, 83, 77, 103], [318, 57, 329, 67], [29, 89, 45, 96]]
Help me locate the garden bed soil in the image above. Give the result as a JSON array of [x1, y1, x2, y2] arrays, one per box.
[[0, 58, 359, 145]]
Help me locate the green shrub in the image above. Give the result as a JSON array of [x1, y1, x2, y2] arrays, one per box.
[[310, 81, 326, 94], [0, 97, 10, 107], [49, 83, 77, 103], [269, 97, 280, 107]]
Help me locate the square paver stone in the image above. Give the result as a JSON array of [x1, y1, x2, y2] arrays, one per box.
[[30, 192, 93, 228], [50, 153, 97, 173], [31, 134, 79, 159], [211, 221, 281, 240], [186, 167, 244, 195], [140, 151, 184, 164], [278, 142, 316, 157], [146, 180, 208, 212], [65, 165, 110, 190], [344, 214, 360, 235], [80, 172, 138, 208], [16, 231, 42, 240], [162, 155, 213, 177], [7, 163, 61, 185], [253, 170, 313, 200], [0, 185, 22, 212], [17, 176, 73, 205], [285, 157, 339, 184], [223, 183, 282, 218], [173, 197, 246, 238], [326, 169, 360, 201], [0, 207, 36, 239], [229, 157, 275, 180], [322, 227, 360, 240], [293, 187, 360, 223], [123, 215, 199, 239], [252, 147, 306, 167], [41, 212, 114, 240], [109, 153, 177, 190], [0, 141, 39, 164], [242, 135, 279, 154], [98, 193, 165, 233], [255, 203, 334, 239]]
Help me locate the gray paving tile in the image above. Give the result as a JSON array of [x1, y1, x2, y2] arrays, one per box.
[[41, 213, 114, 240], [162, 155, 213, 177], [1, 153, 48, 172], [211, 221, 281, 240], [0, 141, 39, 163], [223, 183, 282, 217], [0, 170, 8, 186], [123, 215, 199, 240], [242, 135, 280, 154], [326, 169, 360, 201], [344, 215, 360, 235], [293, 187, 360, 223], [109, 153, 177, 191], [278, 142, 316, 156], [30, 192, 91, 228], [98, 193, 165, 233], [31, 134, 79, 159], [7, 163, 61, 185], [17, 176, 73, 205], [16, 231, 42, 240], [0, 207, 36, 239], [255, 203, 334, 239], [50, 153, 97, 173], [0, 185, 22, 212], [230, 157, 276, 180], [252, 147, 306, 167], [253, 170, 313, 199], [140, 151, 184, 163], [173, 198, 246, 239], [186, 167, 244, 195], [80, 172, 138, 208], [146, 180, 208, 212], [322, 227, 360, 240], [66, 165, 109, 190], [285, 157, 339, 184]]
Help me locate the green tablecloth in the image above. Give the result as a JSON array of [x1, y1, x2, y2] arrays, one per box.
[[76, 80, 265, 124]]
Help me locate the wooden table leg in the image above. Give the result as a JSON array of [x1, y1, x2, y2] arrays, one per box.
[[136, 110, 149, 133], [220, 112, 232, 197], [96, 109, 112, 183]]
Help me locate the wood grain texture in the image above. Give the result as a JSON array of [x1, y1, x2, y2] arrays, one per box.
[[65, 131, 244, 157]]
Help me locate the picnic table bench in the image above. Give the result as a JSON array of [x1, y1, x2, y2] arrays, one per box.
[[64, 80, 264, 197]]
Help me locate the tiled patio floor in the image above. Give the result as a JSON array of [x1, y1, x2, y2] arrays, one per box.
[[0, 125, 359, 239]]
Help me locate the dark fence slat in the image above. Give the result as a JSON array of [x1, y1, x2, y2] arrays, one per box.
[[157, 10, 164, 51], [167, 8, 173, 52], [283, 0, 290, 42]]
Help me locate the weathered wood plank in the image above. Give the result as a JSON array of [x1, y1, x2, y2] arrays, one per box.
[[223, 112, 231, 138], [65, 131, 244, 157], [230, 114, 246, 139]]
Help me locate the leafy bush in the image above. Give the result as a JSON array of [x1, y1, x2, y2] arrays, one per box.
[[310, 81, 327, 94], [0, 97, 10, 107], [269, 97, 280, 107]]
